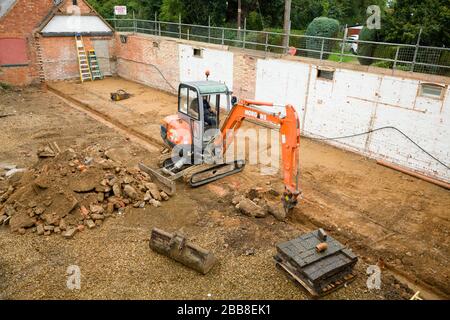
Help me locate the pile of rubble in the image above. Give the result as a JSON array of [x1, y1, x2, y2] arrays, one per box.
[[0, 143, 169, 238], [232, 186, 287, 221]]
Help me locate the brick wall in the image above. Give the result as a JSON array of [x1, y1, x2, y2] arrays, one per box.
[[115, 34, 179, 93], [0, 0, 100, 85], [40, 36, 113, 81], [59, 0, 93, 14], [0, 0, 54, 85]]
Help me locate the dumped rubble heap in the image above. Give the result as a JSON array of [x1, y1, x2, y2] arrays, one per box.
[[232, 186, 288, 221], [0, 144, 170, 238]]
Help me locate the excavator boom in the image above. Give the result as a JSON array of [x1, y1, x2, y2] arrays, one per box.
[[217, 100, 301, 211]]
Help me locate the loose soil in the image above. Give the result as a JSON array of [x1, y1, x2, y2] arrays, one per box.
[[0, 80, 448, 300]]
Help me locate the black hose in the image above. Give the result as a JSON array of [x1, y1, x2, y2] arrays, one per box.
[[305, 126, 450, 170]]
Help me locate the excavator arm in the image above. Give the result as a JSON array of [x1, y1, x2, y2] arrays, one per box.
[[217, 99, 301, 211]]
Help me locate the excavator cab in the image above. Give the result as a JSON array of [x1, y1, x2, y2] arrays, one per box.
[[161, 81, 232, 150]]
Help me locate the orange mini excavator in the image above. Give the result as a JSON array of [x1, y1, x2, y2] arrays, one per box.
[[139, 80, 301, 212]]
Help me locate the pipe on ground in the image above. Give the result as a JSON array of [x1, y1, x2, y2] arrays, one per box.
[[376, 160, 450, 190]]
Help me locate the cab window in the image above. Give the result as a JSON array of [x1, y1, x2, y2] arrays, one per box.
[[187, 88, 199, 120], [179, 86, 199, 120], [179, 87, 188, 113]]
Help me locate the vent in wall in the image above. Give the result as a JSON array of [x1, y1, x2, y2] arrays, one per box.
[[193, 48, 203, 58], [317, 67, 335, 80], [420, 83, 445, 99]]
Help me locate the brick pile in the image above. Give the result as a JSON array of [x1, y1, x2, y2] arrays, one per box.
[[0, 144, 170, 238]]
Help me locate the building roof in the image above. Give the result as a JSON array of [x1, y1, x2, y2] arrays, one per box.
[[41, 15, 113, 36], [186, 81, 230, 95], [0, 0, 16, 19]]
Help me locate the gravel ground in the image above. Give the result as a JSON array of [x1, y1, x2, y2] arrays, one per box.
[[0, 87, 420, 299]]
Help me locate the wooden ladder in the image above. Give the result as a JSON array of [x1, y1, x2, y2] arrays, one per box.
[[88, 49, 103, 80], [75, 34, 92, 83]]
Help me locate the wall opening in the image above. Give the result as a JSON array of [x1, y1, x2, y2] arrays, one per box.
[[193, 48, 203, 58], [420, 83, 445, 99], [317, 68, 334, 80]]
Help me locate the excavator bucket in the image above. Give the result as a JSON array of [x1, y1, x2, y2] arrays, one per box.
[[149, 228, 217, 275]]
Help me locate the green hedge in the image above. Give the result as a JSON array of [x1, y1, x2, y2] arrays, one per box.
[[305, 17, 340, 59], [357, 27, 380, 65]]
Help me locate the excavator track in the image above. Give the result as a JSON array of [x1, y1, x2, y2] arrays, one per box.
[[185, 160, 245, 187]]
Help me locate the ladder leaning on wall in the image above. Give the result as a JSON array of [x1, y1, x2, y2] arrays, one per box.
[[75, 34, 92, 83], [88, 50, 104, 80]]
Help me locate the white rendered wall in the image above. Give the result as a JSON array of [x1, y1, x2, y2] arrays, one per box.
[[178, 44, 233, 91], [255, 58, 450, 182]]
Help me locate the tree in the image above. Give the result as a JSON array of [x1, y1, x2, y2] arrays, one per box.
[[291, 0, 324, 30], [305, 17, 340, 59], [382, 0, 450, 46], [357, 26, 382, 65], [86, 0, 162, 19]]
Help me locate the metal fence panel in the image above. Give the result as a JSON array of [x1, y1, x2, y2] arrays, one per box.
[[107, 18, 450, 77]]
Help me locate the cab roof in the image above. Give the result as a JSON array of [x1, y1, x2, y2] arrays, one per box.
[[183, 81, 230, 95]]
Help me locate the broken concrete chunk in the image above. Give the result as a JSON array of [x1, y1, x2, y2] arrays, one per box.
[[143, 191, 152, 201], [231, 195, 244, 205], [59, 219, 67, 231], [106, 203, 114, 214], [0, 186, 14, 203], [42, 212, 60, 226], [266, 202, 287, 221], [123, 176, 133, 184], [149, 199, 161, 208], [91, 213, 104, 221], [112, 183, 122, 197], [36, 224, 44, 235], [97, 192, 105, 202], [236, 198, 266, 218], [90, 204, 104, 215], [63, 228, 77, 239], [86, 219, 96, 229], [145, 183, 161, 201], [123, 185, 138, 200], [9, 212, 36, 231], [33, 206, 45, 216], [37, 146, 56, 158], [160, 191, 170, 201]]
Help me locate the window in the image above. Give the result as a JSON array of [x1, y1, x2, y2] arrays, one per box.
[[317, 68, 334, 80], [179, 87, 199, 120], [193, 48, 202, 58], [0, 38, 28, 67], [179, 87, 188, 114], [420, 83, 445, 99], [187, 89, 199, 119]]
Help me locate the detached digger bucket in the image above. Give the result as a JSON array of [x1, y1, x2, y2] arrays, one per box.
[[110, 89, 131, 101], [149, 228, 217, 274]]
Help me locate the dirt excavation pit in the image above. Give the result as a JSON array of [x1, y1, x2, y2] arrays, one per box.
[[0, 83, 449, 300]]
